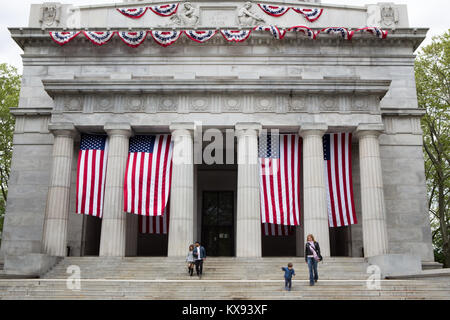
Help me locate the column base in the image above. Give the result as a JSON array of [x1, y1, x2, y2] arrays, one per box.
[[4, 253, 62, 277], [366, 254, 422, 278]]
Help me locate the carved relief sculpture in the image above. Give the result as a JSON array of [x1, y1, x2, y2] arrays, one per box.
[[379, 4, 399, 27], [170, 2, 200, 26], [237, 2, 265, 27], [39, 3, 61, 27]]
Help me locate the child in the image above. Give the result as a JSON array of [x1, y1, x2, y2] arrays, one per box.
[[186, 244, 195, 276], [281, 263, 296, 291]]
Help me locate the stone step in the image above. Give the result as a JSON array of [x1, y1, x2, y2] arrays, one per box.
[[2, 289, 449, 300], [2, 280, 449, 289], [4, 257, 447, 300]]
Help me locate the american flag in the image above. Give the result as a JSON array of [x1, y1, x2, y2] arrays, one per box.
[[139, 202, 170, 234], [323, 133, 357, 227], [259, 133, 301, 226], [76, 134, 108, 218], [124, 135, 173, 216], [262, 223, 295, 236]]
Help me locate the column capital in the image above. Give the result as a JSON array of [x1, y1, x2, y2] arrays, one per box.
[[169, 122, 196, 136], [48, 122, 77, 138], [235, 122, 262, 137], [104, 123, 132, 137], [299, 123, 328, 137], [355, 123, 385, 138]]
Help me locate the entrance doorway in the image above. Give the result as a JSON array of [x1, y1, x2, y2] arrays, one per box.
[[201, 191, 234, 256]]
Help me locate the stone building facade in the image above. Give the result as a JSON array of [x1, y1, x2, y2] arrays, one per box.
[[0, 0, 435, 271]]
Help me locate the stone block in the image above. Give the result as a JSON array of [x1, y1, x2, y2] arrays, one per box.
[[4, 254, 62, 277], [367, 254, 422, 278]]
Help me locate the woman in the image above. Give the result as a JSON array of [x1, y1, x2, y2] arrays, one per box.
[[186, 244, 195, 276], [305, 234, 322, 286]]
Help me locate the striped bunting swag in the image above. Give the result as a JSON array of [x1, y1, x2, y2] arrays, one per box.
[[116, 7, 148, 19], [139, 203, 170, 234], [117, 31, 148, 48], [220, 30, 252, 42], [149, 4, 179, 17], [320, 27, 352, 40], [259, 133, 301, 226], [292, 8, 323, 22], [257, 4, 290, 17], [150, 31, 182, 47], [184, 30, 217, 43], [49, 31, 80, 46], [262, 223, 295, 236], [124, 135, 173, 216], [352, 27, 388, 39], [76, 134, 108, 218], [323, 133, 357, 227], [83, 31, 115, 46], [253, 25, 286, 39], [288, 26, 317, 39]]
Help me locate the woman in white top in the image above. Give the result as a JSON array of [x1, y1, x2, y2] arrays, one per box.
[[186, 244, 195, 276]]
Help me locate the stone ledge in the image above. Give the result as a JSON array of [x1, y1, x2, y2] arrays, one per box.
[[386, 268, 450, 280], [366, 254, 422, 278], [4, 253, 62, 277]]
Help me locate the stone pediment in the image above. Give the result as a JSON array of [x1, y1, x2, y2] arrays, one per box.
[[28, 1, 410, 29]]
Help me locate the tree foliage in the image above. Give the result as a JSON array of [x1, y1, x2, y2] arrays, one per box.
[[415, 30, 450, 267], [0, 63, 20, 243]]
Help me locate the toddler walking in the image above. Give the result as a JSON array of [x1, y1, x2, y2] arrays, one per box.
[[281, 263, 296, 291]]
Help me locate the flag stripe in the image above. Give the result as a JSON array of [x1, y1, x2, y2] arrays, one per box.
[[76, 134, 108, 218], [261, 223, 294, 236], [139, 203, 170, 234], [124, 135, 173, 217], [259, 134, 301, 226], [323, 133, 357, 227]]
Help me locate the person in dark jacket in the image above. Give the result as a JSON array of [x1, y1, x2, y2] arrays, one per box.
[[305, 234, 322, 286], [281, 263, 296, 291], [193, 241, 206, 278]]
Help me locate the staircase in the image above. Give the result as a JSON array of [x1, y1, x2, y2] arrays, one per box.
[[1, 257, 449, 300]]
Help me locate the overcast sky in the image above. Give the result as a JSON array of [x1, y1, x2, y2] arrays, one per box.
[[1, 0, 449, 73]]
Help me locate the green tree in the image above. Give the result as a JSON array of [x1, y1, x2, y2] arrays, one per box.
[[0, 63, 21, 245], [415, 31, 450, 267]]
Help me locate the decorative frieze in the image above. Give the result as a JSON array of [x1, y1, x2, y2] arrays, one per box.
[[55, 92, 382, 115]]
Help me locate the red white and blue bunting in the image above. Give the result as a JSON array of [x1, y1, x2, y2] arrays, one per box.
[[50, 27, 388, 47], [254, 25, 286, 40], [257, 4, 290, 17], [149, 3, 179, 17], [83, 31, 115, 46], [184, 30, 217, 43], [220, 30, 252, 42], [150, 31, 182, 47], [292, 8, 323, 22], [116, 7, 148, 19], [287, 26, 317, 40], [117, 31, 148, 48], [49, 31, 81, 46], [352, 27, 388, 39], [320, 27, 352, 40]]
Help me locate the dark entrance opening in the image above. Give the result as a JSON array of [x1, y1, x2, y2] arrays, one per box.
[[201, 191, 234, 256], [81, 215, 102, 256], [329, 226, 352, 256]]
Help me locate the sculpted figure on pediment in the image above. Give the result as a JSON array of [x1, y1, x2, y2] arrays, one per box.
[[237, 2, 265, 26], [170, 2, 200, 26]]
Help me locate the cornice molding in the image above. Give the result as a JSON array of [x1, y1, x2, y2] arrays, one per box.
[[43, 78, 391, 97], [9, 28, 428, 51]]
